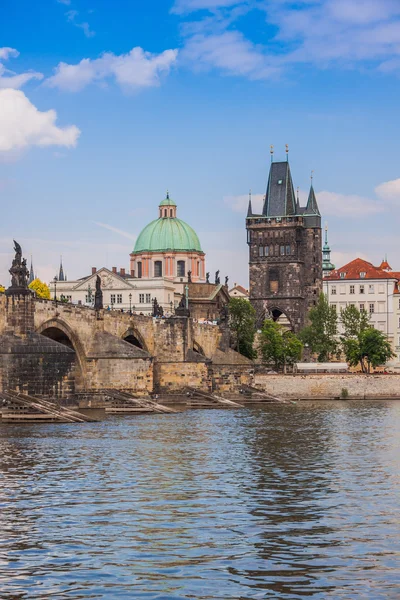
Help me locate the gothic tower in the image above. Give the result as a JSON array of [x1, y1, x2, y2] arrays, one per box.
[[246, 154, 322, 331]]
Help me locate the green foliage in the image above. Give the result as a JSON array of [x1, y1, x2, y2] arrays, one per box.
[[341, 387, 349, 399], [229, 297, 257, 359], [342, 327, 394, 373], [340, 304, 370, 338], [260, 320, 303, 370], [299, 294, 338, 361], [28, 278, 50, 299]]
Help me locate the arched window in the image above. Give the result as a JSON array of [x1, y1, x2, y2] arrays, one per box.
[[197, 261, 200, 276], [170, 209, 173, 217], [137, 262, 142, 278], [154, 261, 162, 277], [177, 260, 185, 277], [164, 209, 167, 218]]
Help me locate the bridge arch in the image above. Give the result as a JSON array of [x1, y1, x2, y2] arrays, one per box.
[[269, 307, 293, 331], [36, 318, 87, 374], [193, 340, 205, 356], [121, 328, 149, 353]]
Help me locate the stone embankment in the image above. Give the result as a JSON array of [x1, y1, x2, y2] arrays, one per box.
[[255, 373, 400, 400]]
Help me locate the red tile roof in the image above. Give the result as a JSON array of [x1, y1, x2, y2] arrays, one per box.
[[324, 258, 399, 281], [230, 285, 249, 295]]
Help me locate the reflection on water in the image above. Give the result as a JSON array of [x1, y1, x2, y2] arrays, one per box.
[[1, 401, 400, 599]]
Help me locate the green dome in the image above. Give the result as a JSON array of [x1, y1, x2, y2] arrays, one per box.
[[133, 217, 203, 253]]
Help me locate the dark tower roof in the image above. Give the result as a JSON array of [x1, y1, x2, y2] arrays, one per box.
[[262, 161, 296, 217], [247, 190, 253, 217], [58, 258, 65, 282], [304, 184, 320, 216], [28, 257, 35, 284]]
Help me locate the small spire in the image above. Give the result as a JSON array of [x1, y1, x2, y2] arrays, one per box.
[[166, 189, 169, 200], [58, 255, 65, 282], [285, 144, 289, 161], [28, 255, 35, 284], [270, 145, 274, 163], [325, 222, 328, 244], [247, 189, 253, 217], [311, 169, 314, 183]]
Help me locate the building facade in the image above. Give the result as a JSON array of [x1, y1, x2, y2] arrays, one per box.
[[323, 258, 400, 346], [48, 193, 209, 315], [246, 157, 322, 331]]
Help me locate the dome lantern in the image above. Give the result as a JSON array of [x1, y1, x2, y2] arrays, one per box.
[[159, 191, 177, 218]]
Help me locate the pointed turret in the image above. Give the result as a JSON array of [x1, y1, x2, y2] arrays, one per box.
[[247, 190, 253, 217], [304, 184, 320, 216], [58, 257, 65, 282], [262, 160, 296, 217], [28, 256, 35, 284], [322, 224, 335, 277]]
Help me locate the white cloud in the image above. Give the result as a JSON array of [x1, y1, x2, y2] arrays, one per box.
[[375, 178, 400, 202], [0, 47, 43, 89], [94, 222, 136, 241], [182, 31, 279, 79], [47, 46, 178, 92], [0, 47, 19, 60], [65, 9, 95, 38], [224, 192, 264, 213], [0, 89, 80, 153]]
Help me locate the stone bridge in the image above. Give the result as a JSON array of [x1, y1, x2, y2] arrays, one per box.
[[0, 294, 251, 397]]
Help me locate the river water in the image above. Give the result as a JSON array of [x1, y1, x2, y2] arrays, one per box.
[[0, 401, 400, 599]]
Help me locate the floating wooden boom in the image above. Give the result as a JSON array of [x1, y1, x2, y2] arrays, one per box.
[[242, 385, 296, 404], [186, 387, 244, 408], [2, 390, 99, 422], [103, 389, 177, 414]]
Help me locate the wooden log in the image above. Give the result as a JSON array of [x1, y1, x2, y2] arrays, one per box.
[[186, 388, 244, 408]]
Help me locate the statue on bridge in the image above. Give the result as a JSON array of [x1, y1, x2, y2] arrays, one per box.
[[215, 270, 220, 285], [206, 272, 210, 284], [187, 270, 192, 283], [152, 297, 164, 318], [94, 275, 103, 310], [7, 240, 30, 295]]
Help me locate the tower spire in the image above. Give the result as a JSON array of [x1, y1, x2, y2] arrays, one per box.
[[247, 189, 253, 217], [58, 256, 65, 282], [285, 144, 289, 162], [28, 255, 35, 284], [322, 222, 335, 277], [270, 145, 274, 164], [305, 172, 320, 216]]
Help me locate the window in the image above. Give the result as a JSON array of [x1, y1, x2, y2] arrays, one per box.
[[139, 294, 144, 303], [170, 209, 173, 217], [398, 317, 400, 328], [264, 246, 269, 257], [360, 303, 365, 311], [350, 285, 355, 294], [197, 261, 200, 276], [360, 272, 366, 278], [277, 179, 283, 184], [398, 299, 400, 310], [117, 294, 122, 304], [275, 245, 279, 256], [177, 260, 185, 277], [331, 304, 337, 311], [359, 285, 365, 294], [331, 286, 337, 295], [340, 272, 345, 279], [369, 303, 375, 313], [137, 262, 142, 278], [110, 294, 116, 304], [286, 245, 291, 255], [146, 293, 151, 303], [368, 284, 374, 293], [259, 246, 264, 257], [280, 245, 285, 256], [154, 261, 162, 277]]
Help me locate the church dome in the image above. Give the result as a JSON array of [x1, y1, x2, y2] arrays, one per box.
[[132, 193, 202, 254]]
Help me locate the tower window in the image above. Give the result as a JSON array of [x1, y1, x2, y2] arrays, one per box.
[[137, 262, 142, 278], [259, 246, 264, 257], [170, 209, 173, 217], [286, 245, 291, 255], [177, 260, 185, 277], [278, 180, 283, 185], [264, 246, 269, 257], [280, 245, 285, 256], [154, 261, 162, 277], [164, 209, 167, 218]]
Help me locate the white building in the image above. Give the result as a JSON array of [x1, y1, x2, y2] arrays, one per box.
[[323, 258, 400, 345], [228, 283, 249, 300]]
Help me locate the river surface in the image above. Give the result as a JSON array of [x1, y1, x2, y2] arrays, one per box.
[[1, 401, 400, 599]]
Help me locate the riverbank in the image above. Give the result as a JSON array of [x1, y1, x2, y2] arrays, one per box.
[[255, 372, 400, 400]]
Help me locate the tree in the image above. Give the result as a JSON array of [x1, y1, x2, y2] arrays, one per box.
[[229, 297, 257, 359], [340, 304, 370, 338], [299, 293, 338, 361], [29, 278, 50, 299], [0, 285, 5, 293], [260, 320, 303, 371], [342, 327, 394, 373]]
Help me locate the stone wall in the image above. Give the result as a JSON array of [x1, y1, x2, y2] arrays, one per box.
[[154, 362, 211, 393], [255, 373, 400, 399], [211, 364, 253, 393]]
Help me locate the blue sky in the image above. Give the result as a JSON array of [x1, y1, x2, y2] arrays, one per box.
[[1, 0, 400, 286]]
